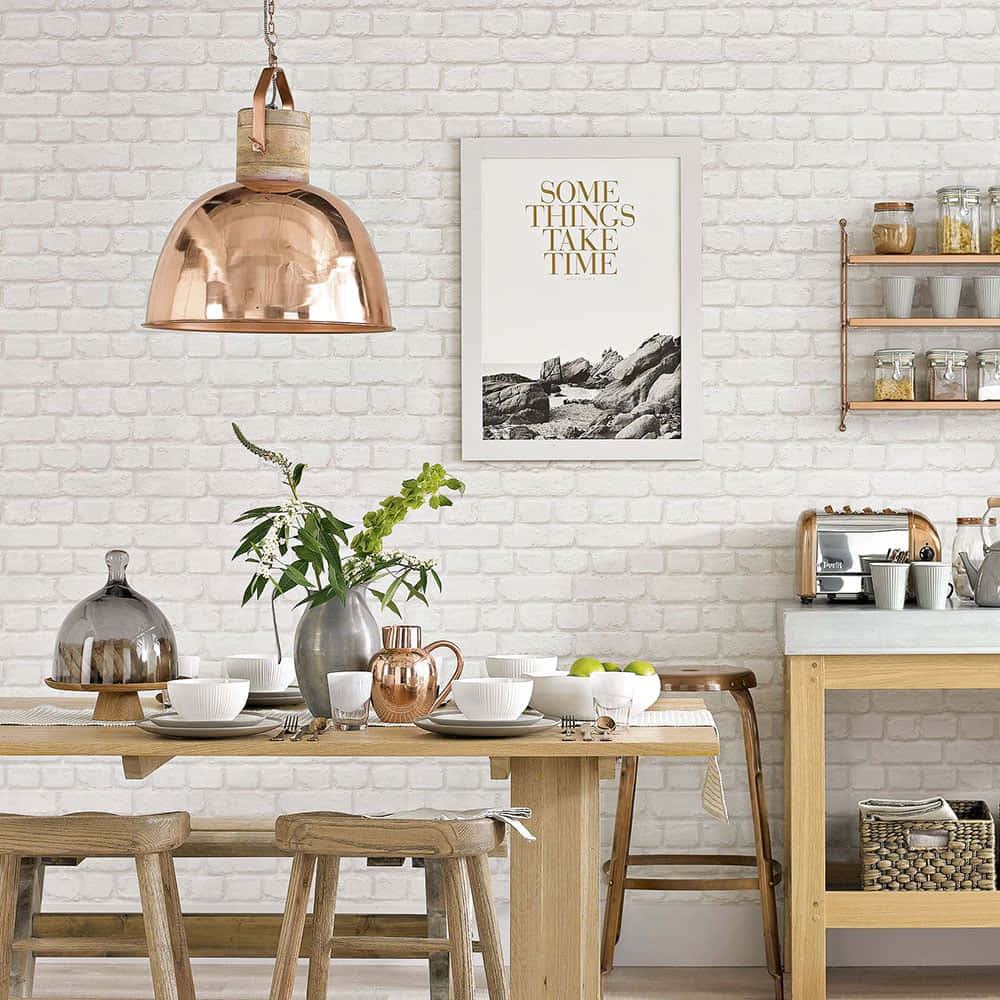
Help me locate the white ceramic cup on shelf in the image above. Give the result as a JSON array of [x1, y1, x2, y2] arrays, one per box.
[[870, 562, 910, 610], [975, 276, 1000, 318], [883, 275, 916, 319], [224, 654, 293, 693], [928, 275, 962, 319], [166, 678, 249, 721], [911, 561, 955, 610]]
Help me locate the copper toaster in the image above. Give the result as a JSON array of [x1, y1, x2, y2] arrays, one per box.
[[796, 507, 941, 603]]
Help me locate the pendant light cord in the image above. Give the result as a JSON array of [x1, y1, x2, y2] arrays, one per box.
[[264, 0, 278, 67]]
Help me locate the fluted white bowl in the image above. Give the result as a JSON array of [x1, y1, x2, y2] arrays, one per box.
[[528, 671, 661, 720], [450, 678, 533, 721], [224, 654, 293, 693], [167, 678, 249, 721], [485, 655, 558, 679]]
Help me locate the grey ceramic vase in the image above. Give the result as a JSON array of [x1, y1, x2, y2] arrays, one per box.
[[293, 586, 381, 718]]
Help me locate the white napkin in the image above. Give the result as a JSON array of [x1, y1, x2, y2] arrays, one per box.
[[360, 806, 535, 842], [858, 797, 958, 823]]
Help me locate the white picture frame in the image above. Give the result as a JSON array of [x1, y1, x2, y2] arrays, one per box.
[[461, 137, 702, 462]]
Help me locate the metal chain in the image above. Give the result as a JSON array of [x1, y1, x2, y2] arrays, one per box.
[[264, 0, 278, 67]]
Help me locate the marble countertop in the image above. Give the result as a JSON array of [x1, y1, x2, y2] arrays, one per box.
[[779, 600, 1000, 655]]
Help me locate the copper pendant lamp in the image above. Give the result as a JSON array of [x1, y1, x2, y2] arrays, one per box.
[[144, 1, 393, 335]]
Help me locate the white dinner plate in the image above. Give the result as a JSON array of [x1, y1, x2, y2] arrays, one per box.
[[137, 715, 282, 740], [429, 710, 544, 729], [414, 715, 558, 739]]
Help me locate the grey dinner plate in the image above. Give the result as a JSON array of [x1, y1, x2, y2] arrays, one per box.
[[146, 711, 268, 729], [137, 715, 282, 740], [246, 686, 306, 708], [429, 709, 544, 729], [414, 715, 558, 739]]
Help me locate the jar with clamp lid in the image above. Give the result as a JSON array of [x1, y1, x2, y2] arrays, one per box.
[[988, 188, 1000, 254], [871, 202, 916, 254], [937, 186, 981, 253], [978, 349, 1000, 400], [874, 349, 915, 401], [927, 349, 968, 401]]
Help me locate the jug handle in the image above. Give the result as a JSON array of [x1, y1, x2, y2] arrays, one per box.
[[984, 499, 1000, 551], [425, 640, 464, 713]]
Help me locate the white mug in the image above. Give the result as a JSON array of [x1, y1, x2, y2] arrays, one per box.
[[911, 561, 954, 610], [870, 562, 909, 610]]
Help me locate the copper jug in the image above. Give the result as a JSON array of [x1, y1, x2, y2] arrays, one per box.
[[369, 625, 464, 724]]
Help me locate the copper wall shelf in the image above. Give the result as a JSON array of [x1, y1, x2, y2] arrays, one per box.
[[838, 220, 1000, 430]]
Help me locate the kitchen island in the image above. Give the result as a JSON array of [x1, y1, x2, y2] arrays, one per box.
[[781, 601, 1000, 999]]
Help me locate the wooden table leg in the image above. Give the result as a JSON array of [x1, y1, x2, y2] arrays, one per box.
[[510, 756, 600, 1000], [787, 656, 826, 999], [11, 858, 44, 997]]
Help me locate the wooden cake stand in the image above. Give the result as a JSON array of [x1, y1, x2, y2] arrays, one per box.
[[44, 678, 170, 722]]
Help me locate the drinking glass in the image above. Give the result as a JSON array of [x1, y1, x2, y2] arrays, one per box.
[[327, 671, 373, 731], [594, 694, 632, 732]]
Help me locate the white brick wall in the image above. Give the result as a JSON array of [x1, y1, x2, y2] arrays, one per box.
[[3, 0, 1000, 968]]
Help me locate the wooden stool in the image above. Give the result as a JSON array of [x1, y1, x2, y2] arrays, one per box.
[[269, 812, 509, 1000], [0, 811, 193, 1000], [601, 667, 783, 1000]]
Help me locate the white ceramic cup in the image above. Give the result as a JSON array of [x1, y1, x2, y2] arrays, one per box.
[[166, 678, 249, 721], [928, 275, 962, 319], [327, 671, 373, 713], [177, 655, 200, 678], [870, 562, 910, 610], [883, 275, 916, 319], [976, 276, 1000, 318], [911, 561, 955, 610], [224, 654, 292, 693], [485, 654, 558, 679]]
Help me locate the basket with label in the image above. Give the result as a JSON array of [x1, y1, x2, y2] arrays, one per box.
[[860, 800, 995, 891]]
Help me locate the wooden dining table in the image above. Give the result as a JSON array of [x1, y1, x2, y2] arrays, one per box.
[[0, 696, 718, 1000]]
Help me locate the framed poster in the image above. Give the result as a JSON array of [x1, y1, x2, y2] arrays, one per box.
[[461, 137, 702, 461]]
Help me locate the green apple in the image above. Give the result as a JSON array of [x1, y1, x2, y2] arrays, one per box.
[[625, 660, 657, 677], [569, 657, 606, 678], [602, 661, 622, 672]]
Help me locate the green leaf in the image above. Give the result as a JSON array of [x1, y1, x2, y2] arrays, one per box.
[[241, 577, 259, 606], [430, 568, 442, 590], [233, 505, 281, 523], [290, 462, 306, 489]]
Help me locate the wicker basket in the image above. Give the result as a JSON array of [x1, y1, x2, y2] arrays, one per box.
[[860, 800, 995, 891]]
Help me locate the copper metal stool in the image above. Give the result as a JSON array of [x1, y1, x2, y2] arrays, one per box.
[[600, 667, 783, 1000]]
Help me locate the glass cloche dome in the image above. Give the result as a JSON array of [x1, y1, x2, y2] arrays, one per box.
[[52, 550, 179, 685]]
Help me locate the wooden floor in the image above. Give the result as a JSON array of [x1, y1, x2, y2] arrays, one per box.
[[29, 961, 1000, 998]]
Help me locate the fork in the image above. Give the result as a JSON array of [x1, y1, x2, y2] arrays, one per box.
[[270, 715, 300, 741]]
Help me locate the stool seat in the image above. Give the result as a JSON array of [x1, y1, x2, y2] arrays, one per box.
[[275, 813, 505, 859], [657, 665, 757, 692], [0, 811, 190, 858]]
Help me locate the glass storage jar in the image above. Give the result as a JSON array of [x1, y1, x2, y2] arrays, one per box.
[[871, 202, 916, 254], [927, 349, 968, 401], [953, 517, 996, 602], [52, 549, 178, 685], [937, 185, 981, 253], [873, 349, 915, 401], [978, 349, 1000, 400], [989, 187, 1000, 254]]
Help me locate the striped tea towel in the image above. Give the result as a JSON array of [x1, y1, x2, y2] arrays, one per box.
[[858, 797, 958, 823], [0, 705, 140, 727], [632, 707, 728, 823], [360, 806, 535, 841]]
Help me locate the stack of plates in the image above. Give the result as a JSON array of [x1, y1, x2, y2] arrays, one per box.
[[415, 709, 558, 739], [246, 685, 305, 709], [137, 712, 282, 740]]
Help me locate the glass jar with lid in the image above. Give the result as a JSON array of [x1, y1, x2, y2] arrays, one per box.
[[937, 186, 981, 253], [927, 349, 968, 401], [977, 349, 1000, 400], [871, 202, 916, 254], [873, 349, 915, 401], [988, 188, 1000, 254]]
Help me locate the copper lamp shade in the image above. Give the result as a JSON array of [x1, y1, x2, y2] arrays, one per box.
[[144, 181, 393, 334], [144, 61, 393, 335]]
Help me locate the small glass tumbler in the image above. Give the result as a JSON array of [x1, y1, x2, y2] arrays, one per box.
[[327, 671, 373, 731], [594, 694, 633, 732]]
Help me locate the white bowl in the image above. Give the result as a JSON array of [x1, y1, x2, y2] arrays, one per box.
[[450, 678, 533, 721], [167, 678, 249, 721], [528, 671, 661, 720], [485, 655, 558, 679], [224, 654, 293, 693]]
